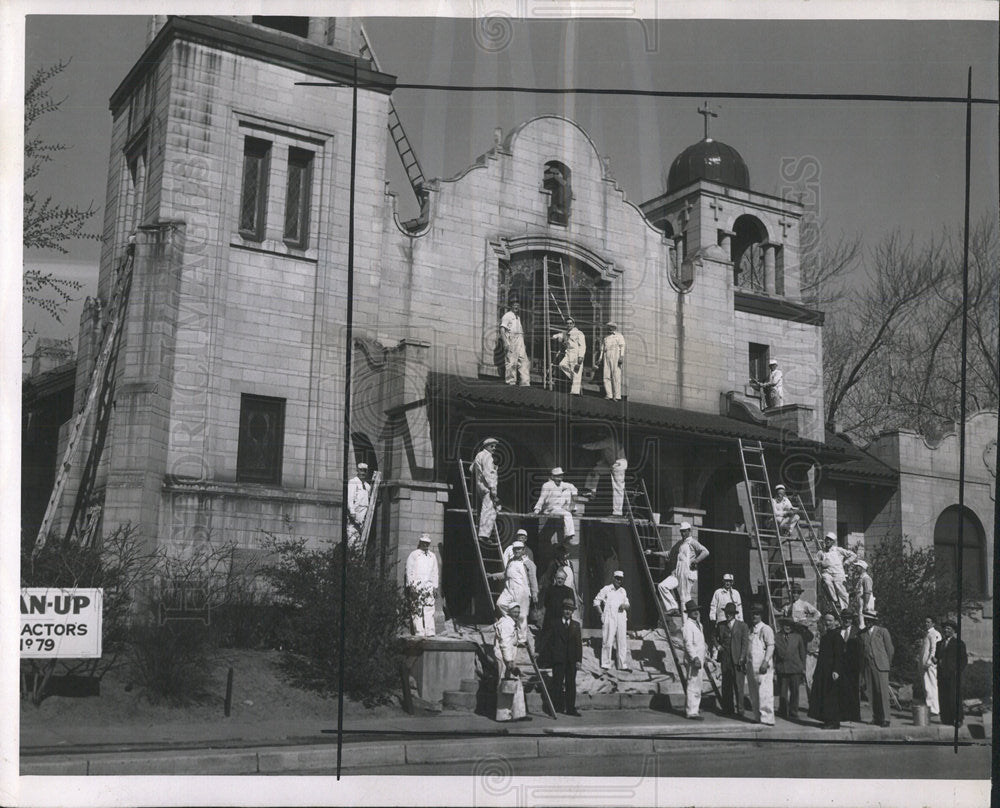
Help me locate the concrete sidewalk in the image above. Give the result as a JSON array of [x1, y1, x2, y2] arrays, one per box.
[[20, 705, 989, 775]]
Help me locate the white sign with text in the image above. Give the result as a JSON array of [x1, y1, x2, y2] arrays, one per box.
[[20, 588, 103, 658]]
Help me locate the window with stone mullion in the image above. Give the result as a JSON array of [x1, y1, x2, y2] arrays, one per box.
[[239, 137, 271, 240], [283, 147, 313, 247]]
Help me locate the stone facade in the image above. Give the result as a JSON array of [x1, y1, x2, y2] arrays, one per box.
[[49, 17, 990, 648]]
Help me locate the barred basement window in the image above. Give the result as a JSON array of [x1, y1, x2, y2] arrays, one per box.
[[237, 394, 285, 485], [284, 147, 314, 248], [239, 137, 271, 241]]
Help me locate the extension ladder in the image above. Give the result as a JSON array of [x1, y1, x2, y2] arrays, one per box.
[[357, 23, 427, 208], [541, 255, 571, 390], [33, 250, 135, 557], [623, 480, 722, 702], [456, 458, 557, 718], [357, 471, 383, 555], [737, 439, 794, 624]]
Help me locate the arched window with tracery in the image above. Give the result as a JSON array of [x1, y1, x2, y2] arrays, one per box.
[[498, 252, 609, 383], [543, 161, 571, 226], [732, 214, 768, 292], [934, 505, 986, 598]]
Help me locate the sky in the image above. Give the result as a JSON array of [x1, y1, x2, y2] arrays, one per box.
[[17, 12, 1000, 356]]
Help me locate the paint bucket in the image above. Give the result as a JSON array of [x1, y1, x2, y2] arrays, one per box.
[[912, 703, 929, 726], [652, 512, 661, 525]]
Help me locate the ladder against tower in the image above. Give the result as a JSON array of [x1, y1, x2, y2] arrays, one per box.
[[32, 250, 136, 558]]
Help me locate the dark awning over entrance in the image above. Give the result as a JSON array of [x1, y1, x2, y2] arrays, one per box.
[[426, 372, 847, 458]]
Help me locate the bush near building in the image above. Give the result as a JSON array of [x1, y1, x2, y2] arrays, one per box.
[[263, 537, 412, 707], [866, 533, 976, 685]]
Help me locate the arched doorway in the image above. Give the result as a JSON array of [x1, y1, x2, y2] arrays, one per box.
[[933, 505, 986, 598]]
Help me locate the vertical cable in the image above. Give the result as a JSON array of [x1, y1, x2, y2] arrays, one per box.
[[953, 67, 971, 753], [337, 60, 359, 780]]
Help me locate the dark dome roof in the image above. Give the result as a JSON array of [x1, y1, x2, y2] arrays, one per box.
[[666, 138, 750, 194]]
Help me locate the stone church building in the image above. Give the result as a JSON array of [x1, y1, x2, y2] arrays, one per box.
[[35, 15, 992, 655]]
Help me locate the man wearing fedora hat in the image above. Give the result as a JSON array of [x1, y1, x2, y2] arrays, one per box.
[[597, 320, 626, 400], [405, 533, 439, 637], [539, 598, 583, 716], [552, 317, 587, 395], [346, 462, 372, 548], [594, 571, 632, 671], [783, 583, 821, 690], [775, 616, 807, 719], [681, 600, 707, 719], [860, 610, 894, 727], [533, 467, 578, 543], [472, 438, 501, 541], [715, 601, 749, 718]]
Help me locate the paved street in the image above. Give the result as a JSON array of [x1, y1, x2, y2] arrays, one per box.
[[328, 739, 991, 779]]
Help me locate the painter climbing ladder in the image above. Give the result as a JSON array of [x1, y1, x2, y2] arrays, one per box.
[[624, 480, 723, 702], [737, 439, 795, 623], [456, 458, 557, 718]]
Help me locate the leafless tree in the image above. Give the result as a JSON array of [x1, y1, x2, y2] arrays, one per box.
[[23, 61, 100, 347], [824, 219, 998, 441]]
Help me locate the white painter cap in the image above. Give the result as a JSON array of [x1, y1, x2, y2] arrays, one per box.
[[613, 570, 624, 578], [483, 437, 499, 446], [679, 521, 692, 531], [825, 531, 838, 542], [774, 483, 785, 491], [723, 573, 734, 581], [357, 462, 369, 470], [551, 467, 564, 476], [417, 533, 431, 545], [511, 540, 525, 550], [515, 528, 528, 537], [769, 359, 779, 366]]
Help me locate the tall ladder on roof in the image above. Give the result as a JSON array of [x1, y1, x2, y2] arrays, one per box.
[[737, 439, 794, 624], [357, 22, 428, 208], [541, 255, 571, 390], [457, 459, 557, 719], [789, 491, 841, 619], [32, 249, 136, 559], [624, 481, 722, 702], [357, 471, 383, 556]]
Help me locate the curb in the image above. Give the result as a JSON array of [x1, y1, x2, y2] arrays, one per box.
[[19, 723, 982, 775]]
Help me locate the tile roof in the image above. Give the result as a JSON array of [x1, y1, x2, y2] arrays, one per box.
[[426, 372, 847, 457]]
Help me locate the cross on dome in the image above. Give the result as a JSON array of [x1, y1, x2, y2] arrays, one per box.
[[697, 101, 719, 140]]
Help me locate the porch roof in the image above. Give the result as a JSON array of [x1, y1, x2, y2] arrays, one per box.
[[426, 372, 842, 456]]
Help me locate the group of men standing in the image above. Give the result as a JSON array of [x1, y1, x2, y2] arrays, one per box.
[[498, 300, 626, 400]]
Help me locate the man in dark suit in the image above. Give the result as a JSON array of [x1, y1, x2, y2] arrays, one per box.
[[860, 610, 894, 727], [714, 601, 750, 717], [775, 616, 807, 719], [541, 568, 577, 636], [839, 609, 862, 722], [541, 598, 583, 716], [935, 619, 968, 727]]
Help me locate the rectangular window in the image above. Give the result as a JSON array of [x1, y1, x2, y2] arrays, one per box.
[[748, 343, 769, 385], [239, 137, 271, 241], [283, 147, 314, 248], [237, 394, 285, 485]]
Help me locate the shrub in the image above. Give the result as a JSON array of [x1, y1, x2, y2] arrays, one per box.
[[961, 660, 992, 702], [263, 537, 412, 707], [20, 523, 161, 703], [866, 533, 976, 683], [127, 618, 213, 704]]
